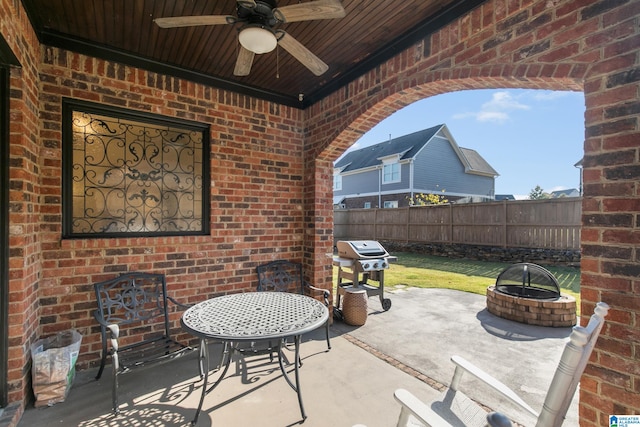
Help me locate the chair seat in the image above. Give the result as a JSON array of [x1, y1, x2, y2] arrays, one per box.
[[116, 337, 192, 373]]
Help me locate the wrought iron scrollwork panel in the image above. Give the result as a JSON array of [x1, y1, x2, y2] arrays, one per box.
[[68, 108, 207, 236]]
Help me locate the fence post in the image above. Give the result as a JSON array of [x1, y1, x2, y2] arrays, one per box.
[[449, 204, 453, 243], [502, 200, 507, 248], [406, 206, 410, 244], [374, 208, 378, 240]]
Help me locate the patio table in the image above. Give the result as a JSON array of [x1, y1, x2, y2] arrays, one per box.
[[181, 291, 329, 425]]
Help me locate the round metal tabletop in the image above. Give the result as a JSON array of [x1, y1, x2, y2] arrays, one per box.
[[181, 292, 329, 341]]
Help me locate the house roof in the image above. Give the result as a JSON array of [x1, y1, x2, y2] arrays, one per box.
[[459, 147, 498, 176], [335, 124, 498, 177], [551, 188, 579, 198], [335, 125, 443, 172]]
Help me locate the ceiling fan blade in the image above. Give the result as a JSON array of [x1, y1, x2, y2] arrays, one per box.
[[234, 45, 255, 76], [154, 15, 235, 28], [274, 0, 345, 23], [237, 0, 257, 8], [277, 31, 328, 76]]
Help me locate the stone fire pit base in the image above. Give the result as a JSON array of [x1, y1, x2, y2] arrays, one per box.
[[486, 285, 576, 327]]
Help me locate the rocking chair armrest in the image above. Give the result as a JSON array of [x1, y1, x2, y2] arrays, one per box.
[[450, 355, 539, 418], [394, 388, 454, 427]]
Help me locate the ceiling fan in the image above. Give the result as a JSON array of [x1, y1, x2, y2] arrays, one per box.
[[154, 0, 346, 77]]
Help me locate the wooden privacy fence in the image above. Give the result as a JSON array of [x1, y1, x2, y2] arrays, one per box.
[[334, 198, 582, 250]]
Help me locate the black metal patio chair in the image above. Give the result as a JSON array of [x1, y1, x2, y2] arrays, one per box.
[[256, 260, 331, 352], [93, 272, 195, 414]]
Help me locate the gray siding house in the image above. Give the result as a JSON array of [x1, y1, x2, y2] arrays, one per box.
[[333, 124, 498, 208], [551, 188, 580, 198]]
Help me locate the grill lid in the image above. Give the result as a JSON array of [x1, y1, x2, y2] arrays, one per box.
[[336, 240, 389, 259], [495, 262, 561, 300]]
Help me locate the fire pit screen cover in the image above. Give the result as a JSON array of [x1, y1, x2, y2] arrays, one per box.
[[495, 263, 560, 300]]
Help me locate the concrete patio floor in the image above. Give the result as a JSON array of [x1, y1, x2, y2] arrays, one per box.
[[18, 288, 578, 427]]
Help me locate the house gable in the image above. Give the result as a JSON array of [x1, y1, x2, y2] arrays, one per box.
[[409, 126, 498, 196]]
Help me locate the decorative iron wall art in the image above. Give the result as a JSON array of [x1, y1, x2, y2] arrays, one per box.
[[62, 99, 210, 238]]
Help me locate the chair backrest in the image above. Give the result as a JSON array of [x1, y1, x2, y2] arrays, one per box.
[[536, 302, 609, 427], [256, 260, 304, 294], [94, 272, 171, 335]]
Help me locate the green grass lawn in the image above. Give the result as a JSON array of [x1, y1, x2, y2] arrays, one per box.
[[333, 252, 580, 309]]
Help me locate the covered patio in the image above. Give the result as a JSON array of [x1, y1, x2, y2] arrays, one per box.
[[18, 289, 576, 427], [1, 1, 638, 426]]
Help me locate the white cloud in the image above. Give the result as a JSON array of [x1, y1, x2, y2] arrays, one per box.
[[476, 111, 509, 123], [531, 90, 573, 101], [484, 91, 530, 111], [453, 91, 530, 124]]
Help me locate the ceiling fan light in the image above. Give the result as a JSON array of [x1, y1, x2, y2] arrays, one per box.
[[239, 26, 277, 54]]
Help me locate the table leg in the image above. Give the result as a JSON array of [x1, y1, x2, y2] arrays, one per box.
[[192, 340, 233, 426], [192, 338, 209, 426], [206, 341, 232, 394], [277, 335, 306, 420], [293, 335, 306, 420]]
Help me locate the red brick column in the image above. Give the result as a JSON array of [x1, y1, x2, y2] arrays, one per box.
[[579, 4, 640, 420], [303, 157, 335, 300]]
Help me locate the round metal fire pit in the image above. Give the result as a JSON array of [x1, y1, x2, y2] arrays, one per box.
[[494, 263, 560, 300], [487, 262, 576, 327]]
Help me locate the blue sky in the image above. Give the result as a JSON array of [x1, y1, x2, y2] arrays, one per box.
[[341, 89, 585, 199]]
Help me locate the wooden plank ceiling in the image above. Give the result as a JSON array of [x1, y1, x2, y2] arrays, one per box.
[[21, 0, 486, 108]]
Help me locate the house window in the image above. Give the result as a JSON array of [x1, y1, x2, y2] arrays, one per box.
[[364, 202, 371, 209], [333, 173, 342, 190], [62, 99, 210, 238], [382, 162, 400, 184], [384, 201, 398, 208]]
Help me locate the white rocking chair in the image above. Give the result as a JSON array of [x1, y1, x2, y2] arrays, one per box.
[[394, 302, 609, 427]]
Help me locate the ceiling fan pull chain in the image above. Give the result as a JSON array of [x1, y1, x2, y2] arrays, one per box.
[[276, 46, 280, 79]]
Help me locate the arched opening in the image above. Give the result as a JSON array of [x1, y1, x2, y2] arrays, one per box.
[[306, 68, 600, 419]]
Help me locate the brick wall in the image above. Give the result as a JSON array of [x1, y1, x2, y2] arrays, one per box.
[[305, 0, 639, 425], [36, 46, 308, 366]]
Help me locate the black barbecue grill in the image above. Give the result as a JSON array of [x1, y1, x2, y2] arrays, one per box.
[[495, 262, 561, 300], [333, 240, 393, 311]]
